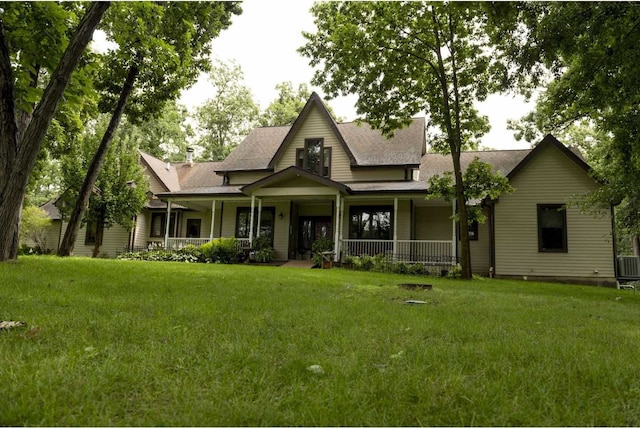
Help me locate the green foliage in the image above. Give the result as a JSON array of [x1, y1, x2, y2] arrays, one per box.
[[490, 2, 640, 239], [195, 59, 259, 160], [427, 157, 514, 224], [311, 236, 334, 266], [60, 115, 149, 231], [259, 82, 310, 127], [18, 205, 52, 250], [199, 237, 240, 264], [408, 262, 427, 275]]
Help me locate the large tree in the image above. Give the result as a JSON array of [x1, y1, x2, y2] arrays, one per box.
[[58, 2, 241, 256], [0, 2, 109, 261], [488, 2, 640, 255], [195, 59, 259, 161], [300, 2, 506, 279]]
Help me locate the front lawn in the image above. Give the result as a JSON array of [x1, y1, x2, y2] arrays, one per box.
[[1, 256, 639, 426]]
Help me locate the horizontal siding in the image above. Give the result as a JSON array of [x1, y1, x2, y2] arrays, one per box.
[[350, 168, 406, 182], [229, 171, 270, 185], [494, 144, 614, 280], [60, 221, 130, 258], [469, 211, 491, 276], [276, 107, 353, 181], [414, 206, 452, 241]]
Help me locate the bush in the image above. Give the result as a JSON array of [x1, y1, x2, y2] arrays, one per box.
[[254, 248, 273, 263], [200, 237, 240, 263], [408, 263, 427, 275], [311, 236, 334, 266], [393, 261, 410, 275]]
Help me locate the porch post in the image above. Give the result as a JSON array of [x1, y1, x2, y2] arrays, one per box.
[[393, 197, 398, 259], [256, 198, 262, 238], [164, 200, 172, 249], [249, 194, 255, 246], [334, 193, 341, 262], [209, 199, 216, 241], [452, 199, 457, 262]]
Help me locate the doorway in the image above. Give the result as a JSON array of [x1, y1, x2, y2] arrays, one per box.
[[297, 216, 332, 260]]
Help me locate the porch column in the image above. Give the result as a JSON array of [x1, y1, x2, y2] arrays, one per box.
[[256, 198, 262, 238], [452, 199, 457, 261], [209, 199, 216, 241], [249, 194, 255, 246], [393, 197, 398, 259], [164, 200, 172, 248], [334, 194, 341, 262]]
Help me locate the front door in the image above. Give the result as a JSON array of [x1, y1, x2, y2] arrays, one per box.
[[298, 216, 332, 260]]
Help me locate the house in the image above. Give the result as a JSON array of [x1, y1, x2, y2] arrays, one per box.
[[40, 93, 617, 285]]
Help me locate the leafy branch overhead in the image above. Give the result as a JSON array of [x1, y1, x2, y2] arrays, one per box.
[[426, 158, 513, 224]]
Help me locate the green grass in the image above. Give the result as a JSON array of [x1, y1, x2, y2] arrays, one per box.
[[1, 256, 640, 426]]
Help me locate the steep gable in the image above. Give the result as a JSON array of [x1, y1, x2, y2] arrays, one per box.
[[139, 151, 181, 193]]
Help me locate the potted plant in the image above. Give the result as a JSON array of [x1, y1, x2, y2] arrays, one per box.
[[311, 236, 334, 268]]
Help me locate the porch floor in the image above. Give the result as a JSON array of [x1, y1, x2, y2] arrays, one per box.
[[280, 260, 316, 269]]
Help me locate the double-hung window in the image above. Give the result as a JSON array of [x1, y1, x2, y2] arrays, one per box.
[[296, 138, 331, 177], [537, 204, 567, 252]]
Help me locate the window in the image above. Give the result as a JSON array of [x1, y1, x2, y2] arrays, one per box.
[[296, 139, 331, 177], [150, 213, 176, 238], [349, 206, 392, 240], [186, 219, 201, 238], [538, 204, 567, 252], [85, 218, 98, 245], [235, 207, 275, 244]]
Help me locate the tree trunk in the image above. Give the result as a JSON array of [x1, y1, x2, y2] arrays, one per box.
[[430, 7, 472, 279], [0, 2, 109, 262], [633, 235, 640, 257], [58, 62, 140, 257]]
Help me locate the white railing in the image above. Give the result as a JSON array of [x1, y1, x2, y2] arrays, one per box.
[[341, 239, 455, 265], [235, 238, 251, 250], [165, 238, 210, 250]]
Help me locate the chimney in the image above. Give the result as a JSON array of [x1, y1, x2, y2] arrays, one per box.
[[186, 147, 194, 165], [165, 161, 171, 171]]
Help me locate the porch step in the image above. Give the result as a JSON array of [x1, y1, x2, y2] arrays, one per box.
[[280, 260, 316, 269]]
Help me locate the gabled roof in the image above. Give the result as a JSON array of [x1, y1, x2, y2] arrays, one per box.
[[139, 151, 181, 192], [40, 198, 62, 220], [175, 161, 224, 189], [241, 165, 350, 194], [215, 93, 425, 173], [267, 92, 357, 169], [507, 134, 591, 179]]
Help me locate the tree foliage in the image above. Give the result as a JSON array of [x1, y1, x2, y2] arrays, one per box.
[[58, 2, 242, 256], [195, 59, 259, 160], [489, 2, 640, 251], [60, 115, 148, 257], [426, 158, 514, 224], [0, 1, 109, 261], [19, 205, 52, 251], [300, 2, 506, 279], [259, 82, 310, 127]]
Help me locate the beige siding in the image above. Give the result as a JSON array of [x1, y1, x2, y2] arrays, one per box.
[[494, 144, 614, 281], [59, 221, 130, 258], [178, 211, 212, 240], [276, 107, 352, 181], [350, 168, 406, 182], [228, 171, 270, 185], [147, 174, 167, 195], [396, 199, 411, 240], [133, 211, 150, 248], [414, 206, 452, 241], [469, 210, 491, 276]]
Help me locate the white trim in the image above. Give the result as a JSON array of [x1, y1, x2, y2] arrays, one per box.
[[393, 197, 398, 258], [334, 194, 341, 262], [209, 199, 216, 241], [256, 198, 262, 238], [249, 194, 255, 245], [452, 199, 457, 260], [164, 200, 172, 248]]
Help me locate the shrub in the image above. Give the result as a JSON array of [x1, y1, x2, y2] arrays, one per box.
[[254, 248, 273, 263], [311, 236, 334, 266], [393, 261, 410, 275], [408, 263, 427, 275], [200, 237, 240, 263]]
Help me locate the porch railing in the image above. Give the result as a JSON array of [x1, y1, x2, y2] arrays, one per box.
[[341, 239, 455, 265], [165, 238, 210, 250]]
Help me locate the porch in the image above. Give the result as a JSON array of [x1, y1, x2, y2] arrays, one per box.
[[164, 236, 456, 266]]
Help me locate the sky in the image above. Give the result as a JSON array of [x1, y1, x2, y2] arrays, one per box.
[[178, 0, 534, 150]]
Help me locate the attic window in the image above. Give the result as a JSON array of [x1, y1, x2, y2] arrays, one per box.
[[296, 139, 331, 177]]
